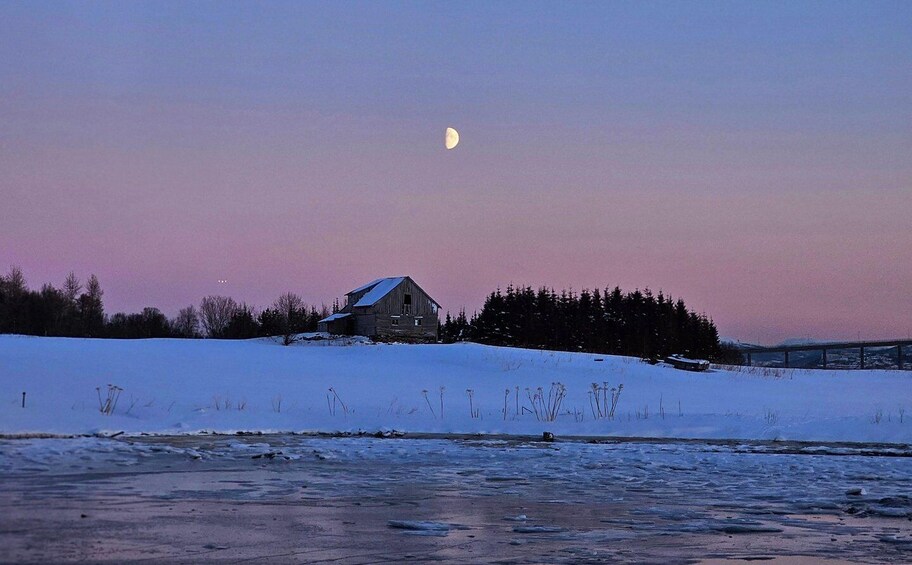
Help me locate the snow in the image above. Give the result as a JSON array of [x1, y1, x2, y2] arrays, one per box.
[[666, 355, 709, 366], [1, 334, 911, 444], [317, 312, 350, 323], [348, 277, 387, 295], [352, 277, 405, 307]]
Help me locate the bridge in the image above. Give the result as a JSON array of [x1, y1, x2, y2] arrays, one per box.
[[740, 340, 912, 370]]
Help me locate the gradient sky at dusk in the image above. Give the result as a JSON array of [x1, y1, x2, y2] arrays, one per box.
[[1, 1, 910, 344]]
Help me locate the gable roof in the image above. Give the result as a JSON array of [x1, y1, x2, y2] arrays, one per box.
[[347, 278, 388, 295], [346, 276, 441, 309], [352, 277, 406, 307]]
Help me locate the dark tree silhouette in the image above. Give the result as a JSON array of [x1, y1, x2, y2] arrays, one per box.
[[443, 284, 723, 361]]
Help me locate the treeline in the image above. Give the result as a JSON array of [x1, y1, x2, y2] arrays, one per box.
[[441, 285, 737, 362], [0, 267, 327, 344], [1, 267, 738, 361]]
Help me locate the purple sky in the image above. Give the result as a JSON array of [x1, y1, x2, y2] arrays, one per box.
[[1, 2, 910, 345]]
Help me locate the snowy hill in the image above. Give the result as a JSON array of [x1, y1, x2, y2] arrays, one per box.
[[1, 335, 910, 444]]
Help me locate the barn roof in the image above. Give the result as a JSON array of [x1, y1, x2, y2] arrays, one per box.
[[352, 277, 407, 307], [348, 278, 388, 295], [318, 312, 351, 323], [346, 276, 441, 309]]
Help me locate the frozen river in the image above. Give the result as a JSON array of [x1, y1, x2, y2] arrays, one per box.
[[1, 434, 911, 563]]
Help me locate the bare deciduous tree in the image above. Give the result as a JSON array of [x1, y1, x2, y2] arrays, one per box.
[[274, 292, 305, 345], [199, 295, 237, 338], [172, 305, 201, 338]]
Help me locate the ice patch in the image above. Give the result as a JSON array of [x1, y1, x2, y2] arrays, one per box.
[[386, 519, 457, 537], [387, 520, 451, 532], [716, 523, 784, 534], [504, 514, 528, 522], [513, 525, 565, 534]]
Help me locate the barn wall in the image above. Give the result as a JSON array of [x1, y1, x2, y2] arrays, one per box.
[[341, 278, 440, 340], [346, 288, 371, 309], [373, 314, 437, 340], [318, 317, 352, 335], [372, 278, 438, 340], [329, 318, 351, 335], [353, 313, 376, 336], [373, 278, 438, 317]]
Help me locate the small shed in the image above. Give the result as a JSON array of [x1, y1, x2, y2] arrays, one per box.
[[316, 312, 351, 335]]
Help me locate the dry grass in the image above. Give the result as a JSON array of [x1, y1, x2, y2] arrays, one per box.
[[713, 364, 795, 379]]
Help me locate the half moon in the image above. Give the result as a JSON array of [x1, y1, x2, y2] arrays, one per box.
[[445, 127, 459, 150]]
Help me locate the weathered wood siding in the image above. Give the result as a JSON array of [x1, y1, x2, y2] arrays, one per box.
[[372, 315, 437, 340], [353, 313, 376, 336], [340, 277, 439, 341], [327, 318, 352, 335], [373, 278, 438, 317], [318, 316, 353, 335], [345, 288, 372, 309], [370, 278, 438, 340]]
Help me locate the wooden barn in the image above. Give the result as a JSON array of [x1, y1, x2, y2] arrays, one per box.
[[317, 276, 440, 341]]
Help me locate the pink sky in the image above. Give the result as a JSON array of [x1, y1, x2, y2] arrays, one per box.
[[2, 3, 910, 345]]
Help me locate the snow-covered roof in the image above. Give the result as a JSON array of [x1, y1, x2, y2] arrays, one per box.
[[348, 278, 387, 295], [318, 312, 351, 323], [666, 355, 708, 364], [353, 277, 406, 307]]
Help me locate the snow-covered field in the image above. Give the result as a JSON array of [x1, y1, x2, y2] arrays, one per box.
[[1, 334, 910, 444]]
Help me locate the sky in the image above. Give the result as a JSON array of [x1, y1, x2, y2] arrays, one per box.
[[1, 1, 910, 345]]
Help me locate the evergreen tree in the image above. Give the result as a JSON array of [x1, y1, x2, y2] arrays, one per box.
[[463, 283, 723, 360], [223, 304, 260, 339], [61, 272, 82, 336], [78, 274, 105, 337], [0, 266, 27, 334], [106, 307, 171, 338]]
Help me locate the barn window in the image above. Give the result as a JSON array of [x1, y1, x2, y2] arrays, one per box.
[[403, 293, 412, 315], [414, 317, 422, 327], [391, 316, 400, 326]]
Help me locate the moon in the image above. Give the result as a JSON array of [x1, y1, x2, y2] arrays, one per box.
[[445, 127, 459, 150]]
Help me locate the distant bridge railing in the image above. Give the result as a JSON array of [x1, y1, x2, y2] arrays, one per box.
[[740, 340, 912, 370]]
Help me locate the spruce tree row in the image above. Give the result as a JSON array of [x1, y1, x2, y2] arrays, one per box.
[[441, 285, 725, 361]]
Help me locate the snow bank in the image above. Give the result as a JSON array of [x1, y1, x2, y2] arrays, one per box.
[[1, 335, 910, 444]]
